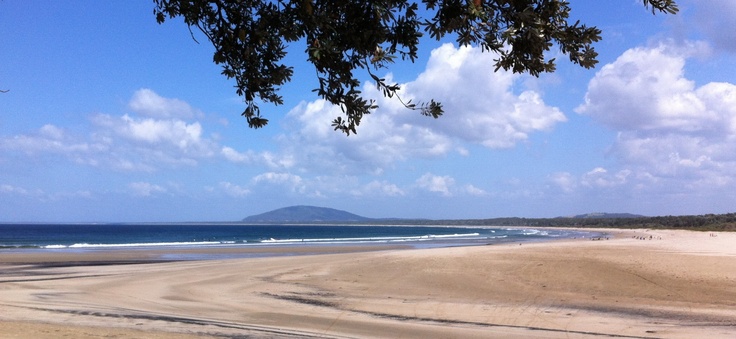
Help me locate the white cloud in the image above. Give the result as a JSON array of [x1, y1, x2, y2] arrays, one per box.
[[219, 181, 250, 197], [581, 168, 632, 188], [2, 90, 219, 172], [261, 151, 296, 169], [221, 146, 254, 163], [128, 181, 166, 197], [548, 172, 576, 193], [402, 44, 567, 147], [416, 173, 455, 197], [547, 168, 632, 194], [463, 184, 488, 196], [0, 124, 105, 157], [249, 172, 361, 198], [252, 172, 305, 192], [576, 41, 717, 133], [1, 184, 33, 196], [0, 130, 115, 175], [128, 88, 199, 119], [88, 110, 217, 169], [564, 41, 736, 203], [281, 99, 440, 174], [221, 147, 295, 169], [279, 44, 566, 174], [94, 114, 212, 153], [576, 40, 736, 192], [412, 174, 486, 197], [39, 124, 64, 139], [352, 180, 405, 197], [236, 172, 409, 200]]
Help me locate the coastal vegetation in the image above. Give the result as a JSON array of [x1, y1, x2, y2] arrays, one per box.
[[243, 206, 736, 231], [415, 213, 736, 232]]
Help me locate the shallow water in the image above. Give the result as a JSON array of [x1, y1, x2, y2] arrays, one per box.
[[0, 223, 598, 256]]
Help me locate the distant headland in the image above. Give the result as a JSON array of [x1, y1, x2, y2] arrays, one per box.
[[242, 205, 371, 223]]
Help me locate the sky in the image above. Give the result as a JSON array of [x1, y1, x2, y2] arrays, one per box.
[[1, 1, 736, 222]]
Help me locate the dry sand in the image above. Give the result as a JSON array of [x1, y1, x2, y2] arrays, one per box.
[[1, 229, 735, 338]]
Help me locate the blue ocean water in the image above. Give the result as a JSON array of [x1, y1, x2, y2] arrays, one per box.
[[0, 223, 592, 250]]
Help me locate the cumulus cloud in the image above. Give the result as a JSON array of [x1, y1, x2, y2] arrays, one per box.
[[280, 44, 566, 174], [547, 168, 633, 195], [231, 171, 412, 200], [92, 114, 214, 155], [281, 99, 439, 174], [221, 147, 295, 169], [39, 124, 64, 139], [576, 41, 716, 133], [577, 40, 736, 189], [252, 172, 305, 192], [547, 172, 576, 194], [221, 146, 254, 163], [581, 168, 632, 188], [413, 173, 485, 197], [128, 88, 199, 119], [406, 45, 567, 148], [87, 113, 217, 169], [416, 173, 455, 197], [219, 181, 250, 197], [128, 181, 166, 197], [463, 184, 488, 196], [351, 180, 405, 197], [1, 89, 221, 172], [0, 124, 105, 157], [249, 172, 363, 199]]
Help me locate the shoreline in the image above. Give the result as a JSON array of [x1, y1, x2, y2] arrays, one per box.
[[1, 228, 735, 338], [0, 243, 415, 266], [0, 223, 599, 252], [0, 225, 603, 265]]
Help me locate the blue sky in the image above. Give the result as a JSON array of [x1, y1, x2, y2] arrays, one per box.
[[2, 1, 736, 222]]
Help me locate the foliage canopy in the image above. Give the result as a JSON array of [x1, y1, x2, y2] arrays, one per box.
[[154, 0, 678, 134]]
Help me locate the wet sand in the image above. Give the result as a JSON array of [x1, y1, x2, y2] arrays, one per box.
[[1, 229, 735, 338]]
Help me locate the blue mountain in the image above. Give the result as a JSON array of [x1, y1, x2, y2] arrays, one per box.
[[242, 205, 371, 223]]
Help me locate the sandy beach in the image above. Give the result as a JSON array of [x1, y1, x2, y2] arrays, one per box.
[[1, 229, 735, 338]]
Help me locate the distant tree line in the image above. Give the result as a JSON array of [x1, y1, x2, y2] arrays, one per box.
[[372, 213, 736, 231]]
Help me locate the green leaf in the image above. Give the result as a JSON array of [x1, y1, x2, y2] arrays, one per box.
[[153, 0, 678, 135]]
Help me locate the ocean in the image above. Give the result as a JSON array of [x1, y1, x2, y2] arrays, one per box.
[[0, 223, 594, 251]]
